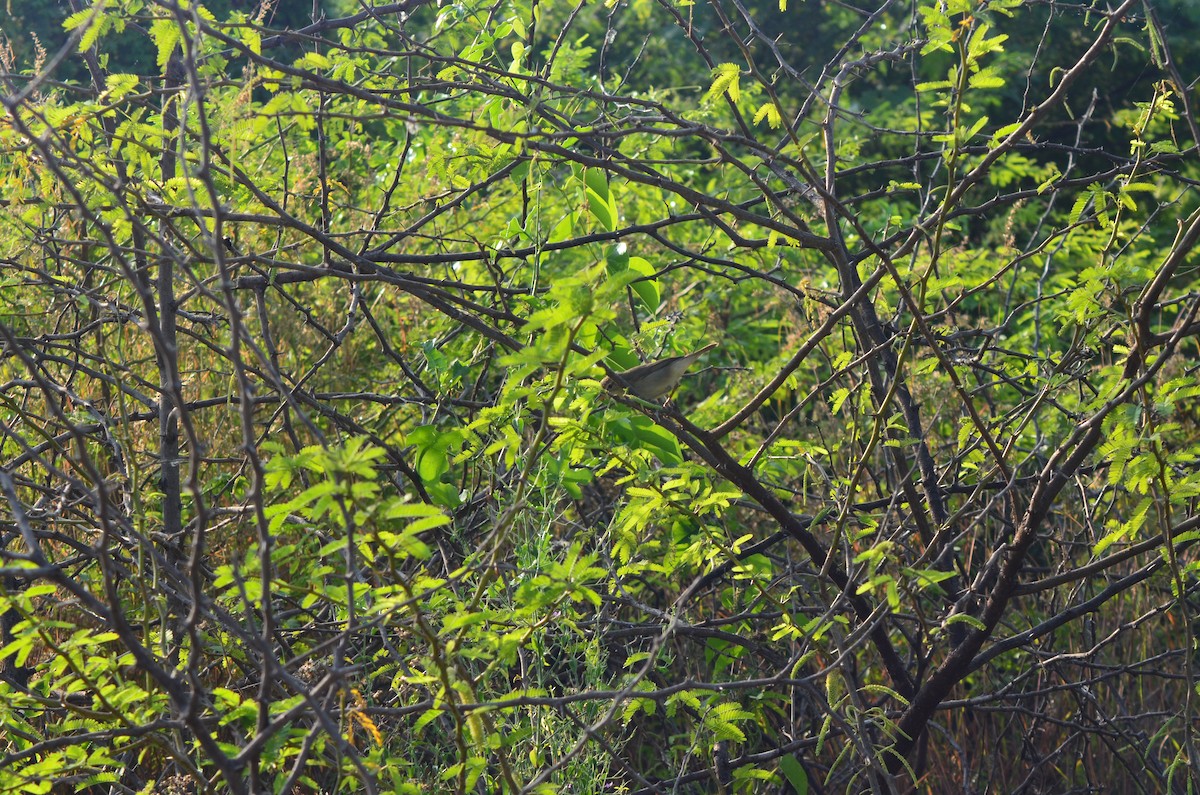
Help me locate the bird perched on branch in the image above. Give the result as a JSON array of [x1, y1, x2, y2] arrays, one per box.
[[600, 342, 718, 400]]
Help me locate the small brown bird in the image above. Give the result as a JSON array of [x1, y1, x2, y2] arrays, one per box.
[[600, 342, 718, 400]]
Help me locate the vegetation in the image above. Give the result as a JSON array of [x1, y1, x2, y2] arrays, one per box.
[[1, 0, 1200, 792]]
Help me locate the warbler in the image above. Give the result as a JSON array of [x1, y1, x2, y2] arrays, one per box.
[[600, 342, 718, 400]]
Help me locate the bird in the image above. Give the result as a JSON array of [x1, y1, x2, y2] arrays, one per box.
[[600, 342, 718, 400]]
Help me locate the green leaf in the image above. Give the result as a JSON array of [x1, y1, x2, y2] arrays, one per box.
[[989, 121, 1022, 146], [584, 169, 618, 231], [102, 73, 139, 101], [969, 66, 1005, 90], [297, 52, 332, 70], [1069, 183, 1099, 225], [408, 425, 458, 482], [413, 707, 444, 734], [633, 421, 682, 464], [239, 26, 261, 56], [780, 755, 809, 795], [64, 1, 109, 53], [626, 256, 660, 311], [149, 17, 182, 68]]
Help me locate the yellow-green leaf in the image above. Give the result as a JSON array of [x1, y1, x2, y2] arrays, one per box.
[[705, 63, 741, 105], [753, 101, 782, 129]]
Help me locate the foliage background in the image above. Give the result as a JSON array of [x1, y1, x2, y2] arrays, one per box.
[[2, 0, 1200, 792]]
